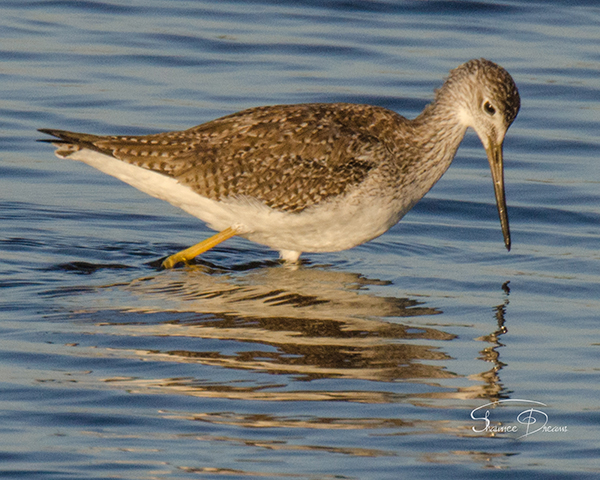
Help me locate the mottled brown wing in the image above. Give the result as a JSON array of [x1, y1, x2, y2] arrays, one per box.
[[41, 103, 403, 213]]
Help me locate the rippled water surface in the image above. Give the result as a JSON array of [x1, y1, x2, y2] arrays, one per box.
[[1, 1, 599, 478]]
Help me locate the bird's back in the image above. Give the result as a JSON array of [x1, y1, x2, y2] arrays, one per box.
[[44, 103, 411, 213]]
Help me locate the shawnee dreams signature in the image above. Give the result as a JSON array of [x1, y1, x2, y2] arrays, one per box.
[[470, 399, 567, 439]]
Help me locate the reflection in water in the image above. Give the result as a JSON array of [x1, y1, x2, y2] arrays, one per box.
[[418, 281, 511, 405], [54, 263, 512, 437], [90, 265, 456, 384], [471, 281, 510, 401]]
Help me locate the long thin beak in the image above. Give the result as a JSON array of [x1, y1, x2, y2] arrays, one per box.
[[486, 140, 511, 251]]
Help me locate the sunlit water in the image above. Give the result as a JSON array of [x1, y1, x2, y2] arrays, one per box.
[[1, 1, 599, 479]]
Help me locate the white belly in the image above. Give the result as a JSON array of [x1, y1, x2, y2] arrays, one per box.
[[65, 149, 408, 255]]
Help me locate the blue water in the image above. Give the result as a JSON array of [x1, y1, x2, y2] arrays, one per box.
[[1, 1, 599, 479]]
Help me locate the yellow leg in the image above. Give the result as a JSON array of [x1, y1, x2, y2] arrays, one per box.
[[162, 226, 238, 269]]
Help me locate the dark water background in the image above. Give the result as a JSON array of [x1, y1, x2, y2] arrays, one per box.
[[1, 1, 599, 478]]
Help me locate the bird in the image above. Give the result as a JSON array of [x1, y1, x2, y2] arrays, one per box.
[[40, 58, 520, 269]]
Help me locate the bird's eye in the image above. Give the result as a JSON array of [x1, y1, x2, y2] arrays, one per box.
[[483, 101, 496, 116]]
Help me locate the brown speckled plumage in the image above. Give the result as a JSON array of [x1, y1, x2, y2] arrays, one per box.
[[40, 58, 520, 262], [42, 103, 415, 213]]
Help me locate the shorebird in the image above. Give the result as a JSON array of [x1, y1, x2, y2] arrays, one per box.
[[40, 58, 520, 268]]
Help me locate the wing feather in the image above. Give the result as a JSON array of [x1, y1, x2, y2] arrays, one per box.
[[40, 103, 407, 213]]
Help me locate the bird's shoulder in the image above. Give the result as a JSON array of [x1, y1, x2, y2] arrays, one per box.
[[83, 103, 412, 212]]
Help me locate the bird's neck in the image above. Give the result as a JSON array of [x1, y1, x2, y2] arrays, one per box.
[[415, 93, 468, 158], [398, 95, 468, 193]]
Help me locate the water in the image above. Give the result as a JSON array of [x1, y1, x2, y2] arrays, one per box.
[[1, 0, 599, 478]]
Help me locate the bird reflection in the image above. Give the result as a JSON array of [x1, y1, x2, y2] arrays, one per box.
[[470, 280, 510, 401], [76, 262, 512, 408], [104, 264, 454, 384]]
